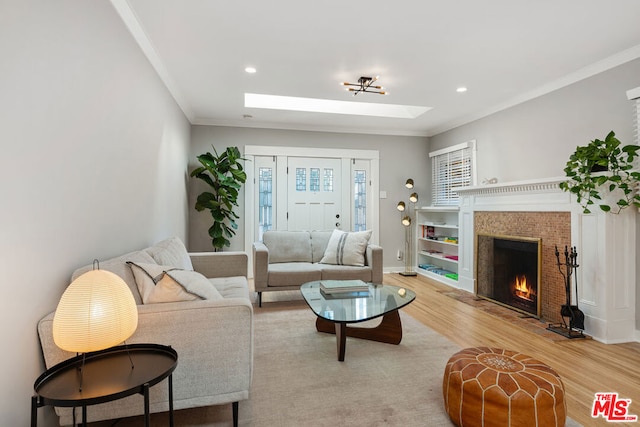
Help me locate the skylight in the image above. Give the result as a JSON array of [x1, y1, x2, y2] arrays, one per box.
[[244, 93, 431, 119]]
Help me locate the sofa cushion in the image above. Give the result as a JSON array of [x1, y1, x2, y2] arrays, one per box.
[[127, 262, 223, 304], [263, 231, 312, 263], [145, 236, 194, 270], [310, 231, 333, 263], [267, 262, 322, 287], [210, 276, 251, 299], [320, 264, 373, 282], [72, 250, 156, 305], [320, 229, 372, 267]]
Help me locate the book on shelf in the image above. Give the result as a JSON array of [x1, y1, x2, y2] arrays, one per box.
[[319, 279, 369, 294], [423, 225, 435, 239], [418, 264, 457, 280]]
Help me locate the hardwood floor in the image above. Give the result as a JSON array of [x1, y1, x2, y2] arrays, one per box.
[[384, 273, 640, 427]]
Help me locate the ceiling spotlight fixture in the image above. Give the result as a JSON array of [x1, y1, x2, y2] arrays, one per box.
[[245, 67, 257, 74], [341, 76, 387, 96], [456, 87, 467, 93]]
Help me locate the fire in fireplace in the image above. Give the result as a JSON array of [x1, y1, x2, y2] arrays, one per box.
[[513, 275, 535, 302], [476, 234, 541, 317]]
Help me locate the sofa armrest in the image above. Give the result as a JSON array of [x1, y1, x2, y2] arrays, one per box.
[[190, 251, 248, 278], [252, 242, 269, 291], [133, 299, 254, 397], [38, 298, 253, 423], [367, 244, 383, 284]]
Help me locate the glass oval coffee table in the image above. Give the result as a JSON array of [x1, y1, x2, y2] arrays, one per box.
[[300, 281, 416, 361]]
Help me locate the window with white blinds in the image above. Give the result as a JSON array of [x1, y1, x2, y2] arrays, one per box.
[[429, 140, 476, 206]]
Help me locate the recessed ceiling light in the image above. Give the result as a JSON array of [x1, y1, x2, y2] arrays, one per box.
[[244, 93, 431, 119], [245, 67, 257, 74], [456, 87, 467, 93]]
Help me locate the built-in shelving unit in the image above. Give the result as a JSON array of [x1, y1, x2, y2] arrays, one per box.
[[415, 206, 459, 286]]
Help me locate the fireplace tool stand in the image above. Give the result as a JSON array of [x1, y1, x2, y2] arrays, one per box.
[[546, 245, 585, 339]]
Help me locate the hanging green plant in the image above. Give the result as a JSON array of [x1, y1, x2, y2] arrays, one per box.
[[559, 131, 640, 214], [190, 146, 247, 249]]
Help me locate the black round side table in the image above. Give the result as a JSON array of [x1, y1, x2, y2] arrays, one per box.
[[31, 343, 178, 427]]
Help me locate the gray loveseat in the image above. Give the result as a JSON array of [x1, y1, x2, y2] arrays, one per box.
[[253, 230, 383, 306], [37, 237, 252, 426]]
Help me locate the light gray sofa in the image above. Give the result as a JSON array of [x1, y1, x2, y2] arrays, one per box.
[[253, 230, 383, 306], [37, 237, 252, 426]]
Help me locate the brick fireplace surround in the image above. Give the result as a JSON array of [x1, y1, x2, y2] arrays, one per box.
[[456, 177, 637, 344], [475, 211, 570, 324]]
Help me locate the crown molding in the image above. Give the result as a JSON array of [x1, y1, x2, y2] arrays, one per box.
[[110, 0, 195, 122], [191, 117, 431, 138], [429, 44, 640, 137]]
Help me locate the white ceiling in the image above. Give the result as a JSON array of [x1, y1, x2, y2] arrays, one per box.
[[114, 0, 640, 137]]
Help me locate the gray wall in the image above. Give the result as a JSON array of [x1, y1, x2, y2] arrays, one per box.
[[1, 2, 190, 425], [430, 58, 640, 183], [189, 126, 430, 270], [429, 58, 640, 329]]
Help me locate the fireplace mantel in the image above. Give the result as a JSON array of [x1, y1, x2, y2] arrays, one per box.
[[457, 177, 564, 197], [455, 177, 637, 343]]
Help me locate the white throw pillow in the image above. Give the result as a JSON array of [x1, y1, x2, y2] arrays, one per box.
[[145, 237, 194, 270], [320, 229, 372, 267], [127, 262, 222, 304]]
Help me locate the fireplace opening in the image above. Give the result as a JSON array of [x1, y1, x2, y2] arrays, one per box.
[[476, 234, 541, 317]]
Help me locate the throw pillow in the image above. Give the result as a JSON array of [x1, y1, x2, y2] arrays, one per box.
[[127, 262, 222, 304], [320, 229, 372, 267], [145, 237, 194, 270]]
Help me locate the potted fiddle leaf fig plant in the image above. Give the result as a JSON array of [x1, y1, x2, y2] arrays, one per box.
[[559, 131, 640, 214], [190, 146, 247, 250]]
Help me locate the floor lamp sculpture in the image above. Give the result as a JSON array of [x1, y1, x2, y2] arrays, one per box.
[[397, 179, 418, 276]]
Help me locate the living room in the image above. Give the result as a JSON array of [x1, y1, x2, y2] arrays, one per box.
[[4, 1, 640, 426]]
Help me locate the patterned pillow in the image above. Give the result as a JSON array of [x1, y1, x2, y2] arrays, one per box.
[[320, 229, 372, 267], [127, 262, 222, 304]]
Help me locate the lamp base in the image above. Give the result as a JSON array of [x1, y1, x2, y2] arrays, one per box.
[[399, 271, 417, 277]]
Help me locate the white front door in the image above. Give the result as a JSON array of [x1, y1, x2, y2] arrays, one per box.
[[287, 157, 342, 231]]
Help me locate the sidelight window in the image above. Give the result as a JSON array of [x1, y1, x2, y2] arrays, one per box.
[[354, 170, 367, 231]]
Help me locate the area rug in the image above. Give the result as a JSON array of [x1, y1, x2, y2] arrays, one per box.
[[93, 302, 580, 426]]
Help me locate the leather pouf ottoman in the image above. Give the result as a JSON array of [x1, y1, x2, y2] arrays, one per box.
[[443, 347, 566, 427]]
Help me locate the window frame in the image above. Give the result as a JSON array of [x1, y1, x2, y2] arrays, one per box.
[[429, 140, 477, 206]]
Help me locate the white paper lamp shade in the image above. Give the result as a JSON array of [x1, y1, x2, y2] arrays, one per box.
[[53, 269, 138, 353]]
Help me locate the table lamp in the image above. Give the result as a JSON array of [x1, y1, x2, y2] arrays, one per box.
[[53, 263, 138, 354]]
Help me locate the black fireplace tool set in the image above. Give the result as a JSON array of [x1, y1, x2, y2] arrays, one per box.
[[546, 245, 586, 339]]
